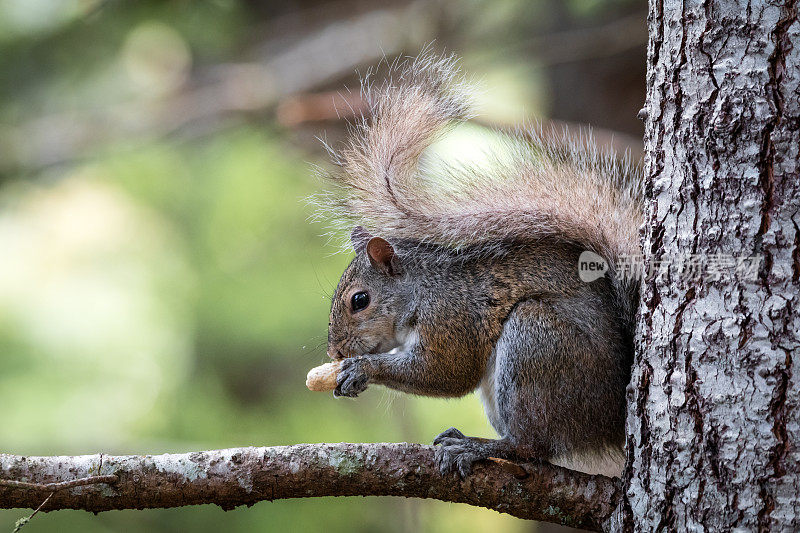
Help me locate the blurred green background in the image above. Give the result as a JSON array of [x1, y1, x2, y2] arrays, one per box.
[[0, 0, 644, 531]]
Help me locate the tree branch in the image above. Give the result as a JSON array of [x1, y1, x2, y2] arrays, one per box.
[[0, 443, 619, 531]]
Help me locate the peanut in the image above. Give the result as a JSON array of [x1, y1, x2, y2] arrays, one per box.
[[306, 361, 341, 392]]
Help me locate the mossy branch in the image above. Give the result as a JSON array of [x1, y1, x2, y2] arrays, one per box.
[[0, 443, 619, 531]]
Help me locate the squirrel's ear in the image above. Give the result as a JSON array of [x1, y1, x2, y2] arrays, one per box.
[[366, 237, 402, 277], [351, 226, 373, 253]]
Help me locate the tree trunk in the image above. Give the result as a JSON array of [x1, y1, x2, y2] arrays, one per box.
[[618, 0, 799, 530]]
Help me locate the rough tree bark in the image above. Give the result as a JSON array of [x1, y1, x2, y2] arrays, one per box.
[[615, 0, 799, 530]]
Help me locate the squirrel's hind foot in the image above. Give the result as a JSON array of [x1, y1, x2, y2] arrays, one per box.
[[433, 428, 548, 478], [433, 427, 533, 478], [433, 427, 482, 478]]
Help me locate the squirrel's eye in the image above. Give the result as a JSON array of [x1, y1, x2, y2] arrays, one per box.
[[351, 291, 370, 313]]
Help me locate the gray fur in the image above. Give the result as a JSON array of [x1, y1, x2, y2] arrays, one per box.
[[322, 53, 641, 477]]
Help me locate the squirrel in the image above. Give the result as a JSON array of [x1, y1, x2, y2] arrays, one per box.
[[317, 52, 642, 477]]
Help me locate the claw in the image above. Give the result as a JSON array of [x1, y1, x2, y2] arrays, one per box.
[[456, 453, 477, 478], [433, 427, 465, 445]]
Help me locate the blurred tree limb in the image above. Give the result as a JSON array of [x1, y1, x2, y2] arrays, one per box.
[[4, 1, 437, 174], [3, 2, 648, 174], [0, 443, 619, 531]]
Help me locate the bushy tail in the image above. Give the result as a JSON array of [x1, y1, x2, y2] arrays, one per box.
[[319, 52, 473, 229], [318, 51, 643, 325]]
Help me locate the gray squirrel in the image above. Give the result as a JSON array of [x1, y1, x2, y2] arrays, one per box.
[[318, 53, 642, 477]]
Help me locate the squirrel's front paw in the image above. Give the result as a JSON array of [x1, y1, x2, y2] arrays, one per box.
[[334, 357, 369, 398], [433, 427, 483, 478]]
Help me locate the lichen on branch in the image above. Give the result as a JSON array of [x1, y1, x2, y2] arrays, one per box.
[[0, 443, 619, 531]]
